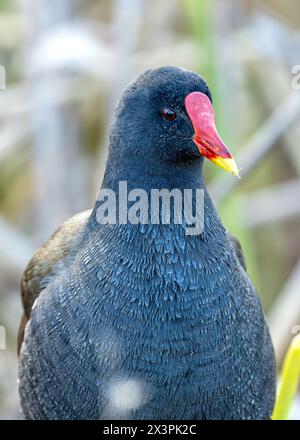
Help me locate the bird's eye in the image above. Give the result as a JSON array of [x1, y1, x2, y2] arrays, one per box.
[[161, 108, 177, 121]]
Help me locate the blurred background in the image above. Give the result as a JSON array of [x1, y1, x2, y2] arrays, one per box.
[[0, 0, 300, 419]]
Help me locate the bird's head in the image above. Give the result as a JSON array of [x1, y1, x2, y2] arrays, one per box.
[[110, 66, 239, 177]]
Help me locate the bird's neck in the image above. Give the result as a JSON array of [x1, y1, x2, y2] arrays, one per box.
[[86, 155, 228, 257], [101, 147, 205, 191], [83, 147, 232, 305], [81, 156, 233, 323], [83, 181, 231, 321]]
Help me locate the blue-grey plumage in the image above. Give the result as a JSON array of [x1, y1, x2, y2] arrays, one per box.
[[18, 66, 276, 419]]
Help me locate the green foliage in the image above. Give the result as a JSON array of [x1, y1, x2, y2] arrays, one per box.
[[272, 334, 300, 420], [0, 0, 14, 11]]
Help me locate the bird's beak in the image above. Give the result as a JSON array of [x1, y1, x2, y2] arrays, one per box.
[[185, 91, 240, 177]]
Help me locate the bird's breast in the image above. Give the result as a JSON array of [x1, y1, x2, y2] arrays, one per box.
[[80, 224, 250, 384], [20, 223, 273, 419]]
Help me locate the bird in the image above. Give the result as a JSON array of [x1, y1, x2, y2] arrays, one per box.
[[18, 66, 276, 420]]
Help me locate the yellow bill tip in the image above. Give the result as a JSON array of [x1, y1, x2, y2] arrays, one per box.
[[210, 156, 241, 178]]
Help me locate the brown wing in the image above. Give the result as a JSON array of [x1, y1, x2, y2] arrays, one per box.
[[18, 209, 91, 354]]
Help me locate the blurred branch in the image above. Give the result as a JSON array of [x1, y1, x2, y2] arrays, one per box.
[[268, 260, 300, 362], [95, 0, 144, 188], [210, 91, 300, 204], [20, 0, 88, 240], [241, 179, 300, 227], [0, 120, 29, 163], [250, 61, 300, 176], [0, 77, 104, 120], [245, 10, 300, 67], [0, 13, 25, 49], [0, 216, 35, 271]]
